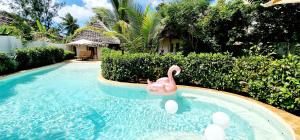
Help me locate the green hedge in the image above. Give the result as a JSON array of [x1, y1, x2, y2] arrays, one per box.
[[101, 48, 300, 114], [15, 46, 64, 70], [0, 52, 17, 75], [248, 55, 300, 113]]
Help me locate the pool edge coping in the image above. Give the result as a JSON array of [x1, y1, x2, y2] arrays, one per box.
[[98, 73, 300, 140], [0, 60, 72, 80]]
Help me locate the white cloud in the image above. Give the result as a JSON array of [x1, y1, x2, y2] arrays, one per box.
[[0, 0, 13, 12], [55, 0, 113, 26], [151, 0, 162, 7], [83, 0, 113, 10], [54, 4, 95, 23]]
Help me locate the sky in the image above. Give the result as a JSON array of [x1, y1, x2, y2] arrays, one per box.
[[0, 0, 167, 27], [54, 0, 161, 26], [0, 0, 217, 27]]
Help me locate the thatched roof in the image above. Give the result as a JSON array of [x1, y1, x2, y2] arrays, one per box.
[[72, 20, 120, 45]]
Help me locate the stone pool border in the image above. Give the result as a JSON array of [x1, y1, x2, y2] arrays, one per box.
[[0, 60, 99, 80], [98, 73, 300, 140], [0, 60, 73, 80]]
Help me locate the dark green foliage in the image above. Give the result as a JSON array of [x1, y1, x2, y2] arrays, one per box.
[[183, 53, 233, 89], [102, 49, 300, 114], [63, 50, 75, 60], [15, 46, 64, 70], [229, 56, 271, 93], [160, 0, 210, 53], [0, 52, 18, 75], [248, 55, 300, 114], [0, 25, 22, 37], [196, 0, 251, 54], [101, 48, 184, 82], [0, 11, 34, 42], [158, 0, 299, 56]]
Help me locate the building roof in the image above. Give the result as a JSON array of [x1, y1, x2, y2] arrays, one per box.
[[67, 39, 100, 46], [71, 20, 120, 45]]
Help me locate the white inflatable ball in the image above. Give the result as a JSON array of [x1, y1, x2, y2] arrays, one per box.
[[212, 112, 230, 129], [204, 124, 226, 140], [165, 100, 178, 114]]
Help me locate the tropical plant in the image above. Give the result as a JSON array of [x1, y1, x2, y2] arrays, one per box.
[[32, 20, 62, 43], [61, 13, 79, 36], [0, 25, 23, 37], [92, 7, 117, 29], [0, 28, 12, 36], [36, 20, 47, 34], [91, 0, 161, 52]]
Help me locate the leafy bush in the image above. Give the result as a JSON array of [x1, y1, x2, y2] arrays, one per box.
[[229, 56, 271, 93], [102, 48, 233, 86], [15, 46, 64, 69], [0, 52, 18, 75], [0, 25, 22, 36], [183, 53, 233, 89], [102, 48, 300, 114], [248, 55, 300, 114], [63, 50, 75, 60]]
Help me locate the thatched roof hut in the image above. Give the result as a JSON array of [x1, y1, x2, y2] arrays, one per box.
[[67, 21, 120, 60], [71, 20, 120, 45]]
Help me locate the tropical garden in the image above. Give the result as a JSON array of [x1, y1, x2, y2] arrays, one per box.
[[0, 0, 299, 115]]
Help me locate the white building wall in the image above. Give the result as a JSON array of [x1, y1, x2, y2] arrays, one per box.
[[75, 46, 88, 56], [0, 36, 23, 54]]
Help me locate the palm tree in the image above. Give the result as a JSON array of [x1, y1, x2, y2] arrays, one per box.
[[93, 1, 161, 52], [61, 13, 79, 36]]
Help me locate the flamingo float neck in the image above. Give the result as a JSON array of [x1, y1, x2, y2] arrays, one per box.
[[167, 66, 181, 85]]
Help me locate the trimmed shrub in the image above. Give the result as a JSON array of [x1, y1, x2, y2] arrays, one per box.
[[0, 52, 17, 75], [183, 53, 233, 90], [101, 48, 300, 114], [102, 49, 185, 82], [102, 48, 233, 87], [63, 50, 75, 60], [248, 55, 300, 114], [229, 56, 271, 93], [15, 46, 64, 69]]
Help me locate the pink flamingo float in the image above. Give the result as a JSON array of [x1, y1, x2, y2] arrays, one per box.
[[147, 65, 181, 96]]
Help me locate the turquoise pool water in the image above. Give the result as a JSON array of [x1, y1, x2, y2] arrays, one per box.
[[0, 62, 293, 140]]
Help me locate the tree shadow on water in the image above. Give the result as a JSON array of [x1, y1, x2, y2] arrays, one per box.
[[84, 108, 107, 140]]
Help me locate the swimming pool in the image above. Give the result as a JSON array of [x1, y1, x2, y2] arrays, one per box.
[[0, 62, 294, 140]]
